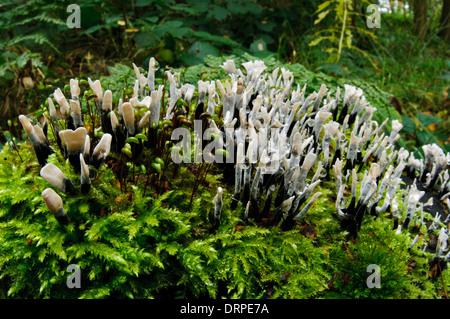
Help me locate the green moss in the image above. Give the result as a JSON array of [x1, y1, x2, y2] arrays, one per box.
[[325, 215, 440, 299], [0, 141, 330, 299]]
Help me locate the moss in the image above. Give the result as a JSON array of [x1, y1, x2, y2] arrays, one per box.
[[325, 215, 441, 299], [1, 55, 449, 299]]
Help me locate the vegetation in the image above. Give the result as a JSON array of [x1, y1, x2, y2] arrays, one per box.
[[0, 0, 449, 300]]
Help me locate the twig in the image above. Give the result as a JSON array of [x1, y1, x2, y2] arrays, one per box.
[[8, 125, 23, 162], [132, 143, 135, 184], [337, 0, 348, 63]]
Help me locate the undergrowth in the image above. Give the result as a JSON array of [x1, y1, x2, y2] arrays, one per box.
[[0, 142, 334, 298]]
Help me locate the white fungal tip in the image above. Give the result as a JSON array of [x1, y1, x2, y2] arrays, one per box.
[[89, 78, 103, 101], [18, 115, 33, 135], [122, 102, 135, 135], [48, 98, 57, 119], [63, 127, 87, 154], [110, 111, 119, 131], [138, 111, 151, 131], [42, 188, 64, 216], [40, 163, 65, 191], [70, 79, 80, 98], [93, 133, 112, 161], [70, 100, 81, 115], [102, 90, 113, 112]]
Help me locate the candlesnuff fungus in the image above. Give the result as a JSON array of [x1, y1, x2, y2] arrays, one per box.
[[132, 63, 147, 97], [388, 119, 403, 145], [230, 142, 244, 210], [210, 187, 223, 230], [91, 133, 112, 169], [101, 89, 113, 134], [271, 195, 295, 226], [427, 227, 450, 279], [147, 57, 156, 92], [149, 86, 164, 126], [60, 127, 87, 173], [53, 87, 70, 118], [47, 97, 58, 121], [69, 100, 83, 129], [293, 192, 322, 222], [83, 134, 90, 162], [138, 111, 151, 132], [80, 153, 91, 194], [110, 110, 125, 153], [18, 114, 54, 167], [402, 185, 425, 230], [70, 78, 80, 101], [88, 78, 103, 110], [42, 188, 69, 226], [40, 163, 77, 195], [122, 102, 136, 137]]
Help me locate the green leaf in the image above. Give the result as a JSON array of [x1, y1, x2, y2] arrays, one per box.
[[309, 36, 329, 47], [153, 20, 184, 38], [179, 53, 203, 66], [400, 115, 416, 133], [169, 26, 192, 38], [315, 0, 332, 14], [188, 41, 219, 59], [314, 9, 331, 25], [172, 4, 198, 14], [210, 4, 228, 21], [250, 39, 267, 52], [417, 129, 432, 144], [134, 31, 159, 48], [416, 113, 442, 128], [444, 143, 450, 153]]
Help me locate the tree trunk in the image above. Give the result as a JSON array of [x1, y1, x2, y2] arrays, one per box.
[[413, 0, 428, 42], [438, 0, 450, 42]]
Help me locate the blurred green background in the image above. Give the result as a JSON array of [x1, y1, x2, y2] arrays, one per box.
[[0, 0, 449, 154]]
